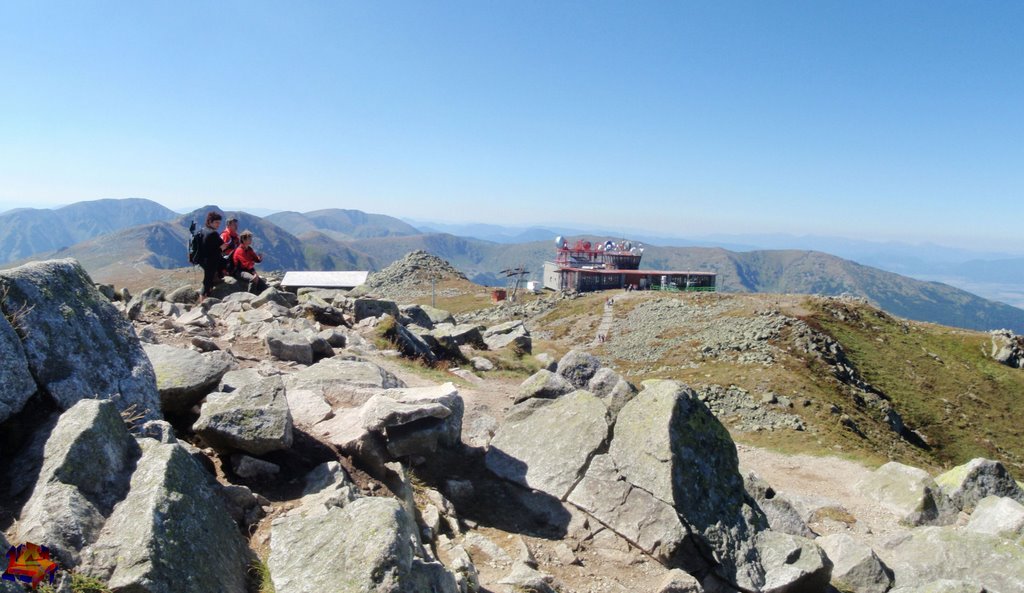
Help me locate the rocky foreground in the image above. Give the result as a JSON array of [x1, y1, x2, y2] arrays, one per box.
[[1, 258, 1023, 593]]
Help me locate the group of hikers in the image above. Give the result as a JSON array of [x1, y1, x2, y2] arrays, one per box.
[[197, 210, 266, 300]]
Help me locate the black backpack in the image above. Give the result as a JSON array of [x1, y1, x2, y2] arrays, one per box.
[[187, 221, 205, 266]]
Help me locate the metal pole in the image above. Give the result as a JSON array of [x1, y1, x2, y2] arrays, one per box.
[[431, 275, 436, 308]]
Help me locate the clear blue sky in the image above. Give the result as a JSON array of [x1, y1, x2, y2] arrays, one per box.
[[1, 1, 1021, 250]]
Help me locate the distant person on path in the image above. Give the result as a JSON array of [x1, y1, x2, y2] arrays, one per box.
[[232, 230, 266, 293], [199, 211, 226, 301]]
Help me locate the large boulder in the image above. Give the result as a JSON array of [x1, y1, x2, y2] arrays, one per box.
[[555, 349, 601, 388], [433, 323, 487, 349], [486, 390, 609, 500], [16, 399, 140, 567], [745, 473, 814, 538], [756, 531, 833, 593], [965, 495, 1024, 537], [989, 330, 1024, 368], [269, 496, 457, 593], [192, 375, 294, 455], [361, 383, 465, 457], [282, 358, 405, 408], [585, 367, 636, 418], [0, 259, 162, 421], [81, 440, 252, 593], [816, 533, 893, 593], [144, 344, 236, 413], [567, 453, 688, 564], [483, 320, 531, 353], [934, 457, 1024, 512], [606, 380, 769, 589], [420, 304, 456, 326], [377, 314, 436, 363], [514, 370, 575, 403], [881, 526, 1024, 592], [855, 462, 952, 526], [0, 313, 36, 423], [265, 329, 315, 365], [354, 298, 401, 322]]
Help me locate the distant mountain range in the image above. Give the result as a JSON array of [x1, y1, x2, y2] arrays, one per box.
[[3, 198, 1023, 333]]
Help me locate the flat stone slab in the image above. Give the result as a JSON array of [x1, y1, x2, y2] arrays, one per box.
[[281, 271, 369, 289]]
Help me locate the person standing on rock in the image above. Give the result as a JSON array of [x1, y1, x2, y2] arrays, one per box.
[[199, 210, 226, 301], [232, 229, 266, 293]]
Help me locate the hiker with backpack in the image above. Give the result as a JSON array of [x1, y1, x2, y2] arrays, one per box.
[[194, 210, 228, 301], [232, 230, 266, 293]]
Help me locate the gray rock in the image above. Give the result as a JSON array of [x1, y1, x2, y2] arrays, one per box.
[[656, 569, 703, 593], [138, 419, 176, 443], [283, 357, 405, 408], [586, 367, 637, 418], [856, 462, 952, 526], [934, 457, 1024, 512], [265, 329, 314, 364], [608, 380, 769, 589], [883, 526, 1024, 592], [746, 472, 815, 538], [400, 304, 434, 329], [568, 454, 688, 564], [217, 367, 265, 392], [285, 388, 334, 427], [231, 454, 281, 479], [189, 335, 219, 352], [555, 349, 601, 388], [0, 259, 162, 421], [0, 312, 36, 423], [269, 496, 457, 593], [362, 383, 464, 457], [483, 320, 532, 353], [144, 343, 236, 413], [497, 562, 556, 593], [420, 304, 455, 326], [354, 298, 401, 322], [433, 323, 487, 349], [251, 287, 297, 309], [989, 329, 1024, 368], [486, 390, 609, 499], [95, 283, 116, 300], [166, 285, 200, 304], [514, 369, 575, 403], [755, 531, 833, 593], [965, 495, 1024, 537], [318, 327, 348, 348], [126, 287, 166, 319], [16, 399, 140, 566], [193, 375, 293, 454], [174, 306, 215, 327], [380, 314, 437, 363], [469, 356, 493, 372], [463, 414, 499, 449], [81, 440, 252, 593], [817, 533, 893, 593], [535, 352, 557, 371]]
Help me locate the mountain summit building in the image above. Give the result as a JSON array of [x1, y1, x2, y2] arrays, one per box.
[[542, 238, 716, 293]]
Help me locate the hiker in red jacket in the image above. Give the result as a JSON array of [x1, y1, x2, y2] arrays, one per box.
[[220, 217, 241, 275], [232, 230, 267, 293]]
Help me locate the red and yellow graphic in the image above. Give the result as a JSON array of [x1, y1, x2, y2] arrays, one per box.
[[3, 543, 58, 589]]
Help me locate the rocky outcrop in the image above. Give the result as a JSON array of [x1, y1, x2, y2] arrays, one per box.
[[483, 320, 532, 353], [0, 259, 161, 421], [514, 369, 575, 403], [989, 329, 1024, 368], [265, 329, 316, 364], [355, 298, 401, 323], [282, 358, 405, 408], [192, 375, 294, 455], [934, 457, 1024, 512], [144, 343, 236, 413], [585, 367, 636, 418], [856, 462, 953, 526], [16, 399, 140, 567], [269, 462, 458, 593], [881, 526, 1024, 592], [965, 495, 1024, 537], [0, 311, 36, 423], [81, 439, 252, 593], [486, 391, 609, 499], [361, 383, 464, 457], [816, 533, 893, 593], [555, 349, 601, 388], [745, 472, 814, 538]]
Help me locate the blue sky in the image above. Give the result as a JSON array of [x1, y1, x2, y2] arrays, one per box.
[[1, 1, 1021, 251]]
